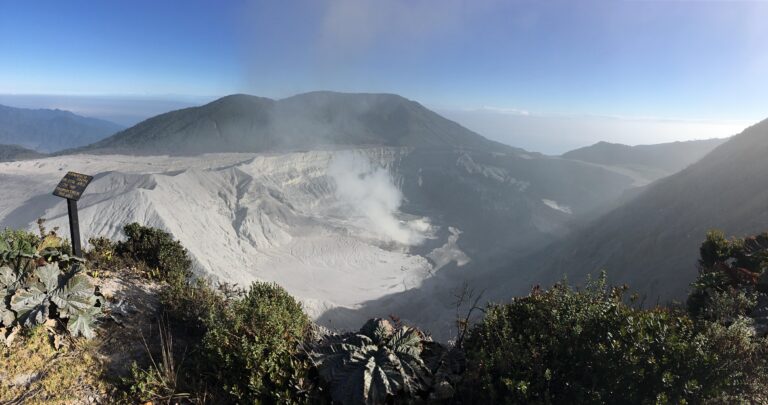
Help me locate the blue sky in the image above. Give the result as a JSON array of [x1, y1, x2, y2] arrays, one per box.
[[1, 0, 767, 152]]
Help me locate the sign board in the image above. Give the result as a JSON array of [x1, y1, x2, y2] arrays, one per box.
[[52, 171, 93, 201], [52, 171, 93, 258]]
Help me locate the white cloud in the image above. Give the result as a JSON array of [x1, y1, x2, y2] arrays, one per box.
[[474, 106, 531, 116]]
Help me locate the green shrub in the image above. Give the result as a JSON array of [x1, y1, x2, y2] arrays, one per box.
[[85, 236, 123, 275], [161, 277, 227, 333], [116, 223, 192, 285], [697, 318, 768, 403], [692, 288, 757, 324], [0, 228, 40, 249], [201, 282, 312, 403], [459, 276, 733, 404], [688, 230, 768, 322], [685, 230, 768, 402]]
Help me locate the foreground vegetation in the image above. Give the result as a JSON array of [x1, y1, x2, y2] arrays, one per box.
[[1, 223, 768, 404]]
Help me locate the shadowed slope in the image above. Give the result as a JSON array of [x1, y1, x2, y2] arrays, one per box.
[[526, 118, 768, 301]]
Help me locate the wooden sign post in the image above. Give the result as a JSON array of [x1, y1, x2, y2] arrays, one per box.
[[52, 171, 93, 258]]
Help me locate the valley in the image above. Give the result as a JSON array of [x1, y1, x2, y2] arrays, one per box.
[[1, 92, 748, 338]]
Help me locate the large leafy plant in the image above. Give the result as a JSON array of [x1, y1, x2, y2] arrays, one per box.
[[0, 232, 101, 341], [310, 318, 432, 405]]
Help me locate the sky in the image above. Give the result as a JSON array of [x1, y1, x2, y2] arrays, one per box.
[[1, 0, 767, 153]]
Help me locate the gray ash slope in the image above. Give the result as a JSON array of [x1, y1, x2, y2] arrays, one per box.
[[0, 104, 123, 153], [512, 118, 768, 303]]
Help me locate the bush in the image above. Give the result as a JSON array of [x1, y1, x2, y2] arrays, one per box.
[[0, 228, 40, 248], [119, 273, 224, 403], [697, 318, 768, 403], [685, 230, 768, 402], [161, 277, 229, 334], [459, 276, 738, 404], [85, 236, 123, 275], [116, 223, 192, 285], [201, 282, 312, 403], [688, 230, 768, 323]]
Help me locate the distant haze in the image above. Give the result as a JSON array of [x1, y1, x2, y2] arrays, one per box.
[[0, 94, 211, 127], [0, 93, 750, 154], [440, 108, 751, 155]]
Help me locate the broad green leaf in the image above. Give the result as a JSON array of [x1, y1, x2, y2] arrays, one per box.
[[10, 288, 49, 327], [67, 306, 100, 339], [52, 275, 99, 317], [35, 263, 61, 293], [1, 246, 99, 339], [389, 327, 422, 357], [311, 319, 431, 405], [0, 265, 14, 284], [0, 266, 16, 295], [1, 307, 15, 326]]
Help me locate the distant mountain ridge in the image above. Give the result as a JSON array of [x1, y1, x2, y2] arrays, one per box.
[[0, 104, 123, 153], [0, 144, 46, 161], [524, 118, 768, 301], [561, 138, 727, 184], [80, 92, 522, 155]]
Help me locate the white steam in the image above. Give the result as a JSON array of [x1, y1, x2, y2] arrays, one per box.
[[328, 152, 428, 245]]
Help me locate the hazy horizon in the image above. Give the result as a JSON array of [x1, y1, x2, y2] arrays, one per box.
[[0, 92, 749, 154]]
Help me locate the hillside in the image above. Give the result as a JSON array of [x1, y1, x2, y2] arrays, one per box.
[[0, 104, 123, 152], [0, 148, 636, 338], [81, 92, 518, 155], [0, 144, 46, 161], [561, 138, 727, 185], [1, 92, 671, 337], [3, 223, 764, 404], [522, 118, 768, 301]]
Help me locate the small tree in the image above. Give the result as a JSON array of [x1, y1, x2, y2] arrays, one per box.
[[688, 230, 768, 322], [116, 223, 192, 285], [201, 282, 311, 403], [460, 276, 731, 404]]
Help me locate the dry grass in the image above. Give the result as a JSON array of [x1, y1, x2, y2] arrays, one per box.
[[0, 326, 109, 404]]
